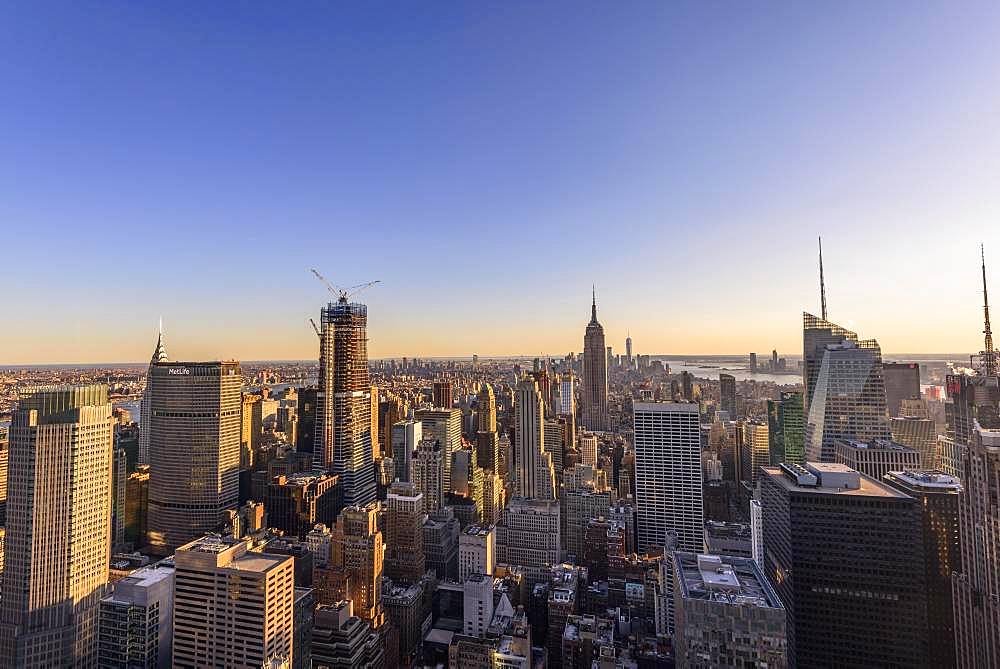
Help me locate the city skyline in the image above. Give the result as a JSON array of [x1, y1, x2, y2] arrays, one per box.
[[4, 4, 1000, 363]]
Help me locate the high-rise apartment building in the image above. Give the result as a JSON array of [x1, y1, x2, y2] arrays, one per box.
[[719, 373, 737, 418], [834, 438, 920, 481], [384, 481, 426, 584], [172, 536, 295, 668], [410, 438, 445, 513], [672, 552, 787, 669], [146, 360, 242, 554], [883, 470, 962, 669], [315, 297, 377, 506], [582, 291, 609, 432], [513, 377, 556, 500], [883, 362, 921, 417], [0, 385, 114, 668], [760, 462, 927, 668], [633, 402, 704, 553], [98, 562, 175, 669], [952, 424, 1000, 668], [414, 407, 462, 497], [803, 322, 891, 462]]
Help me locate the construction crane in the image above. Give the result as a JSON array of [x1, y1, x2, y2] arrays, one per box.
[[309, 318, 320, 337], [309, 268, 381, 303]]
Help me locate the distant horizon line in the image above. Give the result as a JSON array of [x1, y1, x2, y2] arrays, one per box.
[[0, 352, 975, 368]]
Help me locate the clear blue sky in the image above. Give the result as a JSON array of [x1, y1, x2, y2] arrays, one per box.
[[3, 2, 1000, 363]]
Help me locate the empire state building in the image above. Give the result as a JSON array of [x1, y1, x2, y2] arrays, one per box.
[[582, 290, 609, 431]]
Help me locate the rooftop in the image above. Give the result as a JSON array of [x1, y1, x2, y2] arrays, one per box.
[[836, 438, 916, 452], [674, 552, 783, 609], [767, 463, 909, 499], [885, 469, 961, 491]]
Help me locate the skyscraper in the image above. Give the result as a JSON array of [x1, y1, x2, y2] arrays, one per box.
[[172, 536, 295, 667], [432, 380, 453, 409], [633, 402, 704, 553], [625, 332, 633, 364], [384, 481, 426, 584], [582, 290, 609, 432], [146, 360, 242, 554], [740, 420, 769, 488], [496, 498, 561, 587], [98, 563, 175, 669], [719, 373, 736, 418], [513, 376, 556, 500], [0, 384, 114, 667], [952, 424, 1000, 668], [410, 439, 445, 513], [802, 317, 891, 462], [883, 362, 921, 417], [760, 462, 927, 668], [391, 419, 422, 483], [315, 296, 377, 506], [833, 438, 920, 481], [138, 323, 168, 466], [883, 470, 962, 669], [330, 503, 385, 626], [414, 407, 462, 497], [802, 312, 859, 414]]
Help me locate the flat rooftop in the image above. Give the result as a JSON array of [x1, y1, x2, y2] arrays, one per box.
[[836, 438, 915, 452], [886, 469, 961, 490], [765, 465, 909, 498], [674, 552, 783, 609]]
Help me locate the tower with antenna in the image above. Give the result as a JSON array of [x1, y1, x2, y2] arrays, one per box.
[[973, 245, 997, 376], [819, 236, 828, 320]]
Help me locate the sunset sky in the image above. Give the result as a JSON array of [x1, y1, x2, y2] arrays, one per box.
[[3, 3, 1000, 364]]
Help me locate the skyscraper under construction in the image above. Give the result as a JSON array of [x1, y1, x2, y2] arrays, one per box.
[[315, 296, 377, 507]]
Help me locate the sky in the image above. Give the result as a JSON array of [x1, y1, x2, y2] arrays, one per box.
[[3, 2, 1000, 364]]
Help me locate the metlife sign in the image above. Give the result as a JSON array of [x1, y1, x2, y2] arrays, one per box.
[[167, 368, 191, 375]]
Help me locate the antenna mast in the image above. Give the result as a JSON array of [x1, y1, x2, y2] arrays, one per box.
[[819, 236, 828, 320], [982, 244, 997, 375]]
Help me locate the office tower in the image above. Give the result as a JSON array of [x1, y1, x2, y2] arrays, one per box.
[[125, 465, 150, 548], [496, 498, 561, 587], [139, 324, 168, 466], [749, 352, 758, 373], [391, 419, 422, 482], [292, 588, 314, 669], [0, 385, 113, 668], [311, 601, 385, 668], [633, 402, 704, 553], [0, 431, 6, 526], [433, 380, 453, 409], [410, 438, 444, 513], [462, 574, 495, 639], [833, 438, 920, 481], [740, 420, 769, 488], [750, 498, 763, 567], [891, 414, 937, 468], [476, 383, 497, 433], [582, 518, 624, 582], [561, 488, 613, 560], [803, 318, 891, 462], [98, 563, 175, 669], [315, 296, 377, 506], [953, 425, 1000, 668], [146, 360, 242, 554], [267, 473, 342, 538], [240, 392, 262, 468], [681, 371, 694, 401], [369, 386, 380, 461], [513, 377, 556, 500], [625, 333, 633, 363], [557, 372, 575, 416], [172, 536, 294, 668], [414, 408, 462, 496], [881, 470, 961, 668], [384, 482, 426, 584], [802, 312, 860, 413], [423, 507, 460, 580], [111, 447, 127, 551], [547, 564, 584, 669], [578, 432, 598, 467], [384, 577, 432, 658], [582, 290, 609, 432], [883, 362, 921, 416], [481, 471, 504, 526], [672, 552, 786, 668], [776, 391, 804, 465], [459, 524, 495, 581], [306, 523, 332, 568], [760, 462, 927, 668], [330, 504, 385, 625], [295, 386, 318, 455], [771, 349, 779, 369], [719, 373, 736, 418], [544, 419, 564, 488]]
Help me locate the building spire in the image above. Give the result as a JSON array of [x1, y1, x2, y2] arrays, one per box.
[[982, 244, 997, 375], [819, 236, 828, 320], [151, 318, 168, 363], [591, 285, 598, 323]]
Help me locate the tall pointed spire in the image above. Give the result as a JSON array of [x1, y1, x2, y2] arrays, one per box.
[[819, 236, 828, 321], [151, 318, 168, 363], [981, 244, 997, 376], [591, 285, 598, 324]]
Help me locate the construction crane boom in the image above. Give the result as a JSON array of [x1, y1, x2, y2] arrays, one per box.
[[308, 268, 380, 303], [309, 318, 320, 337]]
